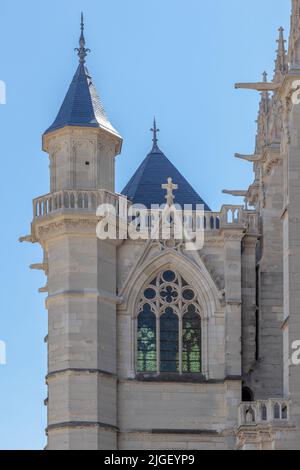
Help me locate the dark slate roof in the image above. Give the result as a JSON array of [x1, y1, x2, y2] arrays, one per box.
[[122, 144, 211, 210], [44, 63, 120, 137]]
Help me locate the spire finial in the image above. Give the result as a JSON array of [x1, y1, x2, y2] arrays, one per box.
[[81, 12, 84, 34], [151, 118, 160, 148], [75, 13, 91, 64]]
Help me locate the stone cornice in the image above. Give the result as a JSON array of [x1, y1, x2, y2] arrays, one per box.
[[242, 234, 259, 248], [119, 428, 221, 436], [46, 368, 117, 382], [119, 375, 241, 385], [47, 421, 118, 433], [32, 214, 99, 242], [45, 289, 122, 308], [43, 125, 122, 156]]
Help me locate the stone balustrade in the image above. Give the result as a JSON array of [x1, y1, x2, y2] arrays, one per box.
[[33, 190, 124, 218], [33, 192, 259, 234], [239, 400, 290, 427]]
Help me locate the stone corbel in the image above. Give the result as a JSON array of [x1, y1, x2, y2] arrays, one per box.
[[261, 147, 282, 176], [247, 183, 260, 207]]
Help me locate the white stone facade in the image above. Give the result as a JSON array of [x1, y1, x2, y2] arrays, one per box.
[[21, 0, 300, 450]]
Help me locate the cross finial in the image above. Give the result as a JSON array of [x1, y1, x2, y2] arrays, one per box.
[[162, 177, 178, 206], [75, 13, 91, 64], [151, 118, 160, 148]]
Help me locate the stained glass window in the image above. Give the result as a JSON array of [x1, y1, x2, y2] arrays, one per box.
[[137, 270, 202, 375]]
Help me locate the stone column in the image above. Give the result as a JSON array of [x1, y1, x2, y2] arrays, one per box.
[[222, 231, 243, 378], [241, 235, 258, 376]]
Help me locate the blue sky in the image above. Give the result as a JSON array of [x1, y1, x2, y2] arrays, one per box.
[[0, 0, 290, 450]]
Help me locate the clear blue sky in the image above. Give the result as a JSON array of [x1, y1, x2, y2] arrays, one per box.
[[0, 0, 290, 450]]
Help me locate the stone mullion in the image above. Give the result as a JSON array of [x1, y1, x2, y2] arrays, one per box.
[[155, 283, 160, 373], [179, 315, 183, 374], [156, 314, 160, 374]]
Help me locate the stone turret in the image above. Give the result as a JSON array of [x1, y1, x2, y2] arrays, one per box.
[[26, 15, 123, 450]]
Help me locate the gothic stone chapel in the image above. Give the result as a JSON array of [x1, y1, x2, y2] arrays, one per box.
[[21, 1, 300, 450]]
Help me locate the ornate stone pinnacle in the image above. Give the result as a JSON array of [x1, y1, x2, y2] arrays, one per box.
[[275, 26, 288, 75], [260, 72, 270, 103]]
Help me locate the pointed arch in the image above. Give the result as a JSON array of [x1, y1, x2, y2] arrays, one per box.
[[123, 249, 221, 319], [120, 249, 224, 378]]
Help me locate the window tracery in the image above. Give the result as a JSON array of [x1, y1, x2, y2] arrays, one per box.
[[137, 270, 202, 374]]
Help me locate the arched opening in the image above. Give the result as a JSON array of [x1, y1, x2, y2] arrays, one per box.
[[274, 403, 280, 420], [261, 404, 267, 421], [282, 404, 288, 420], [242, 386, 254, 402], [245, 407, 255, 424], [136, 269, 202, 375]]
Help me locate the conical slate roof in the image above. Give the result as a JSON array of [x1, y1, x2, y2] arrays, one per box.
[[122, 141, 211, 210], [44, 63, 120, 137], [44, 15, 120, 138]]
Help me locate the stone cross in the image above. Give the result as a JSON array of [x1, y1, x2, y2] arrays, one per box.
[[162, 177, 178, 206]]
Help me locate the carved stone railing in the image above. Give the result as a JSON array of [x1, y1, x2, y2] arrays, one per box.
[[220, 205, 244, 227], [33, 190, 123, 218], [239, 400, 290, 427], [33, 193, 259, 235]]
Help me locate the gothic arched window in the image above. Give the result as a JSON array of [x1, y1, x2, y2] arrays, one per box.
[[137, 270, 202, 375]]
